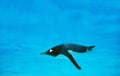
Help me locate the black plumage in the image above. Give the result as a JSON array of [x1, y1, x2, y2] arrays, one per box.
[[41, 43, 95, 70]]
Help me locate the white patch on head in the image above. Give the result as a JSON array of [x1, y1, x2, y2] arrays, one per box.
[[49, 49, 53, 52]]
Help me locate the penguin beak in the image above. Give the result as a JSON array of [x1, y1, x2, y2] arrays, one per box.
[[40, 52, 47, 55]]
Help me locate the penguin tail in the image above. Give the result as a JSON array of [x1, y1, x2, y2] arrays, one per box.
[[88, 46, 95, 51]]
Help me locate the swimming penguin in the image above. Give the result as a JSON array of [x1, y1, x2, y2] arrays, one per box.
[[41, 43, 95, 70]]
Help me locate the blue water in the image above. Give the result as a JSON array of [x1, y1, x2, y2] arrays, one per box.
[[0, 0, 120, 76]]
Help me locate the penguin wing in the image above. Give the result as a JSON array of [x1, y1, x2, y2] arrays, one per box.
[[62, 52, 81, 70]]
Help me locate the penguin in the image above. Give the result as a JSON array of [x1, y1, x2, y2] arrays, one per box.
[[40, 43, 95, 70]]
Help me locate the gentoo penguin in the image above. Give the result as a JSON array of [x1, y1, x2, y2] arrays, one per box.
[[41, 43, 95, 70]]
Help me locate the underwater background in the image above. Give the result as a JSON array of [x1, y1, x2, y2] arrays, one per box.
[[0, 0, 120, 76]]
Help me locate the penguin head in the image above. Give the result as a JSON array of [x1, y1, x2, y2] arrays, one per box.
[[41, 49, 59, 57], [41, 44, 64, 57]]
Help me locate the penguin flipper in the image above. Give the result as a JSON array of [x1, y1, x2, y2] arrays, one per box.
[[62, 52, 81, 70]]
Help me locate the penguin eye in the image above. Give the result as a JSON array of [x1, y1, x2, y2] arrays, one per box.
[[49, 49, 53, 52]]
